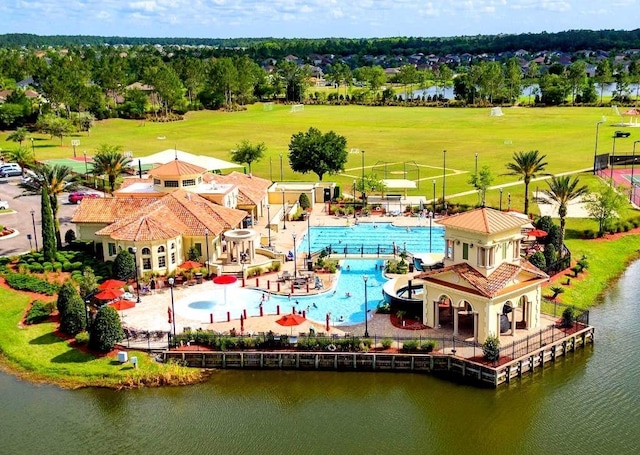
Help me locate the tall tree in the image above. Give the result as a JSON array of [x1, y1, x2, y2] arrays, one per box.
[[543, 176, 589, 251], [504, 58, 523, 104], [91, 145, 132, 193], [210, 57, 239, 107], [277, 60, 311, 103], [41, 183, 56, 262], [526, 62, 540, 105], [468, 165, 494, 206], [288, 127, 348, 181], [396, 65, 417, 100], [6, 126, 28, 146], [89, 305, 123, 352], [504, 150, 549, 215], [567, 61, 587, 105], [595, 59, 612, 105], [230, 140, 266, 174], [585, 185, 627, 236]]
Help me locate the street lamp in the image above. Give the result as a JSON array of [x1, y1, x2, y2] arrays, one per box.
[[307, 210, 311, 261], [507, 193, 511, 211], [83, 150, 88, 182], [593, 119, 605, 175], [429, 211, 432, 253], [352, 179, 357, 218], [499, 188, 503, 211], [281, 188, 287, 230], [432, 179, 436, 213], [30, 137, 34, 155], [279, 154, 283, 181], [85, 299, 91, 330], [266, 204, 271, 247], [292, 232, 297, 279], [168, 277, 176, 343], [361, 149, 366, 205], [631, 140, 640, 202], [204, 228, 210, 277], [610, 131, 631, 185], [442, 150, 447, 205], [475, 152, 478, 175], [131, 247, 140, 303], [30, 209, 38, 251], [363, 275, 369, 337]]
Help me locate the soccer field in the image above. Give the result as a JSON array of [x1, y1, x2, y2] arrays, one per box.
[[2, 105, 618, 206]]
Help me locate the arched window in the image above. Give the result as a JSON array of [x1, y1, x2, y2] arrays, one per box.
[[170, 242, 175, 250], [142, 247, 152, 270], [158, 246, 165, 253], [158, 245, 166, 268], [142, 247, 151, 255]]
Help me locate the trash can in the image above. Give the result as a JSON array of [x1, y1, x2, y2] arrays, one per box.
[[307, 260, 313, 271], [195, 272, 203, 284]]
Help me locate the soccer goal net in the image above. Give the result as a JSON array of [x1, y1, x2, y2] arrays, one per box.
[[490, 107, 504, 117], [290, 104, 304, 113], [263, 102, 274, 111]]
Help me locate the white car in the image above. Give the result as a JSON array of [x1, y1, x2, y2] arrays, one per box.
[[0, 200, 9, 210]]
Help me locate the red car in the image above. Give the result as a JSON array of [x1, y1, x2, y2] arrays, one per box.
[[68, 192, 99, 204]]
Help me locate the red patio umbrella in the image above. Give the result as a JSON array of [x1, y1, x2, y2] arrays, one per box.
[[98, 279, 126, 290], [528, 229, 548, 238], [213, 275, 238, 306], [179, 260, 202, 270], [109, 300, 136, 311], [276, 313, 307, 335], [95, 289, 124, 300]]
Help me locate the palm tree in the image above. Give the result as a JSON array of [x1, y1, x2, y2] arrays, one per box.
[[504, 150, 549, 215], [28, 164, 78, 249], [2, 146, 35, 175], [91, 145, 132, 193], [6, 127, 29, 146], [543, 175, 589, 252]]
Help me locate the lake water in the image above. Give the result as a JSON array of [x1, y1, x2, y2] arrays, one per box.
[[2, 261, 640, 454]]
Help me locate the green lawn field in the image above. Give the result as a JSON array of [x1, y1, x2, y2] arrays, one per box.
[[1, 105, 629, 208]]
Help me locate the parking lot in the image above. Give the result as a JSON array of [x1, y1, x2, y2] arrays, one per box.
[[0, 176, 84, 257]]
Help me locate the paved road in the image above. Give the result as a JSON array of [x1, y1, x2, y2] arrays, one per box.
[[0, 177, 84, 257]]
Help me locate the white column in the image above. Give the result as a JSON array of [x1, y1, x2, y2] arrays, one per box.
[[453, 307, 459, 336], [511, 307, 517, 336]]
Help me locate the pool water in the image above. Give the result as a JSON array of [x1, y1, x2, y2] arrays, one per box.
[[178, 259, 386, 327], [300, 223, 445, 255]]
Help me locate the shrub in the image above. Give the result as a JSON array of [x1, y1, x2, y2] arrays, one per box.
[[62, 261, 73, 272], [25, 300, 54, 324], [89, 305, 123, 352], [53, 262, 63, 272], [528, 251, 546, 270], [561, 307, 576, 328], [420, 340, 437, 352], [270, 261, 281, 272], [402, 339, 419, 353], [28, 263, 44, 273], [113, 250, 135, 281], [482, 334, 500, 362], [64, 229, 77, 244], [75, 331, 90, 345], [381, 338, 393, 349], [298, 193, 311, 210], [4, 272, 59, 295], [61, 293, 87, 336]]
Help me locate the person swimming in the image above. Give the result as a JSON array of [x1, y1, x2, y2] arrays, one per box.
[[345, 292, 352, 298], [312, 302, 317, 308]]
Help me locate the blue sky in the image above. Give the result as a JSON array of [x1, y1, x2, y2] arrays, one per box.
[[3, 0, 639, 39]]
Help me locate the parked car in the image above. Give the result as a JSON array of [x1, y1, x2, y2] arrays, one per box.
[[0, 163, 22, 177], [0, 200, 9, 210], [68, 192, 99, 204]]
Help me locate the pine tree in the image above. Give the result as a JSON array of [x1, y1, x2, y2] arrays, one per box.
[[41, 184, 57, 262]]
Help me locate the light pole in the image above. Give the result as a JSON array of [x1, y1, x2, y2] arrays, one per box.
[[269, 157, 273, 181], [442, 150, 446, 205], [361, 149, 366, 206], [26, 234, 32, 250], [610, 131, 631, 185], [475, 152, 478, 176], [279, 154, 283, 181], [30, 137, 34, 155], [168, 277, 176, 343], [85, 299, 91, 330], [131, 247, 141, 303], [499, 188, 503, 211], [429, 211, 432, 253], [83, 150, 88, 183], [292, 232, 297, 279], [266, 204, 272, 247], [307, 210, 311, 262], [432, 179, 436, 213], [281, 188, 287, 230], [352, 179, 357, 218], [594, 119, 605, 175], [30, 209, 38, 251], [507, 193, 511, 211], [204, 228, 210, 277], [363, 275, 369, 337], [631, 140, 640, 202]]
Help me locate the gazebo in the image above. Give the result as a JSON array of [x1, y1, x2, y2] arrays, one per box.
[[223, 228, 260, 265]]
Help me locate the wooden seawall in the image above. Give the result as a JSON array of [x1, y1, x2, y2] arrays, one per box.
[[163, 326, 594, 387]]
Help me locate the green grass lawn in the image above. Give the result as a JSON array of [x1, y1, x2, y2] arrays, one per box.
[[0, 287, 202, 388], [1, 105, 621, 207]]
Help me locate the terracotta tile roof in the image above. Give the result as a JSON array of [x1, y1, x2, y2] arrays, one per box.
[[213, 171, 271, 206], [118, 177, 148, 190], [416, 260, 548, 298], [71, 197, 161, 224], [89, 189, 247, 242], [149, 159, 206, 178], [438, 208, 530, 234]]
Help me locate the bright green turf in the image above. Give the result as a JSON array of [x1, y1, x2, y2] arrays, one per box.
[[1, 105, 624, 204]]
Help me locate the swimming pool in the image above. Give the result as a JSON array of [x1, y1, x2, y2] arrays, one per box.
[[300, 223, 445, 255], [176, 259, 386, 327]]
